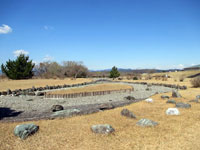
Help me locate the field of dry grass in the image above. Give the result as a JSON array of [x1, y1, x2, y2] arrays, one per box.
[[121, 70, 200, 88], [1, 86, 200, 150], [0, 78, 92, 91], [121, 78, 192, 87], [47, 83, 133, 95], [152, 70, 200, 79]]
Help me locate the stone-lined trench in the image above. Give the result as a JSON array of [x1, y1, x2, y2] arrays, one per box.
[[0, 79, 186, 122]]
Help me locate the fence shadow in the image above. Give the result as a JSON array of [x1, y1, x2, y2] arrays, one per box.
[[0, 107, 23, 120]]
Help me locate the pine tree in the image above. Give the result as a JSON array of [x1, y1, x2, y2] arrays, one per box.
[[109, 66, 120, 79], [1, 54, 35, 79]]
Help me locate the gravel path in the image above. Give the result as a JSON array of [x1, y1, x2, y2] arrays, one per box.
[[0, 82, 174, 122]]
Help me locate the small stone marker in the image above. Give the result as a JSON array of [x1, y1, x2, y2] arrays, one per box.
[[35, 91, 45, 96], [145, 98, 153, 103], [176, 102, 191, 108], [166, 99, 176, 104], [125, 96, 135, 100], [121, 109, 136, 119], [91, 124, 115, 134], [136, 119, 158, 127], [172, 90, 181, 98], [14, 123, 39, 140], [51, 105, 64, 112], [166, 108, 180, 115], [161, 95, 170, 99]]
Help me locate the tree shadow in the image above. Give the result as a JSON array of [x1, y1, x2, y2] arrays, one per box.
[[0, 107, 23, 120]]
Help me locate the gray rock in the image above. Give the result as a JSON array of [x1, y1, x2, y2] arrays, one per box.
[[166, 108, 180, 115], [136, 119, 158, 127], [27, 92, 35, 96], [98, 103, 114, 111], [172, 90, 181, 98], [35, 91, 45, 96], [196, 95, 200, 99], [7, 89, 12, 95], [51, 109, 81, 117], [161, 95, 170, 99], [91, 124, 115, 134], [51, 105, 64, 112], [121, 109, 136, 119], [166, 99, 176, 104], [124, 96, 135, 100], [189, 99, 199, 103], [1, 91, 7, 95], [14, 124, 39, 140], [176, 102, 191, 108]]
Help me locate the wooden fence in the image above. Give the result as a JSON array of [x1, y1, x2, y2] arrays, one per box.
[[44, 87, 133, 99]]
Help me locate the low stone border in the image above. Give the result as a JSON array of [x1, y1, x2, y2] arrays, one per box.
[[0, 79, 187, 97], [45, 88, 133, 99]]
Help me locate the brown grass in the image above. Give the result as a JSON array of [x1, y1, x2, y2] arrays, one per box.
[[0, 78, 92, 91], [47, 83, 133, 95], [1, 86, 200, 150]]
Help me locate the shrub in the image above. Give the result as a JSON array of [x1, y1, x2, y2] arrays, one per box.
[[1, 54, 35, 79], [191, 77, 200, 88], [133, 76, 138, 80]]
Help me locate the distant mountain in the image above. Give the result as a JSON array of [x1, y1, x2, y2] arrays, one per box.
[[0, 69, 2, 75], [90, 68, 181, 74], [184, 64, 200, 70]]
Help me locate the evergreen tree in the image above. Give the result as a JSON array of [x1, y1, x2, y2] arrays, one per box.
[[109, 66, 120, 79], [1, 54, 35, 79]]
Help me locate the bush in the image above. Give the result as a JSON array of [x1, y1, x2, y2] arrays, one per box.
[[133, 76, 138, 80], [191, 77, 200, 88], [1, 54, 35, 79]]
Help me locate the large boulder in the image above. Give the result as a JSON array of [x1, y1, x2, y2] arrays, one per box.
[[91, 124, 115, 134], [172, 90, 181, 98], [51, 105, 64, 112], [176, 102, 191, 108], [166, 99, 176, 104], [166, 108, 180, 115], [121, 109, 136, 119], [51, 109, 81, 117], [136, 119, 158, 127], [14, 124, 39, 140]]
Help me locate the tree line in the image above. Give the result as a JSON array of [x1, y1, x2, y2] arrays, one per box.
[[1, 54, 120, 80]]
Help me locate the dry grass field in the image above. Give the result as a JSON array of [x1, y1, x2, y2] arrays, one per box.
[[1, 70, 200, 150], [121, 70, 200, 88], [152, 70, 200, 79], [1, 87, 200, 150], [0, 78, 92, 91], [47, 83, 133, 95]]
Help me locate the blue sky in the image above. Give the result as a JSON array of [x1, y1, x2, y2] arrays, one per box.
[[0, 0, 200, 70]]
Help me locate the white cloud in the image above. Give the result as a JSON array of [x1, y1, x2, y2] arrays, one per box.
[[13, 49, 29, 57], [0, 24, 12, 34], [44, 25, 54, 30], [43, 55, 54, 62]]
